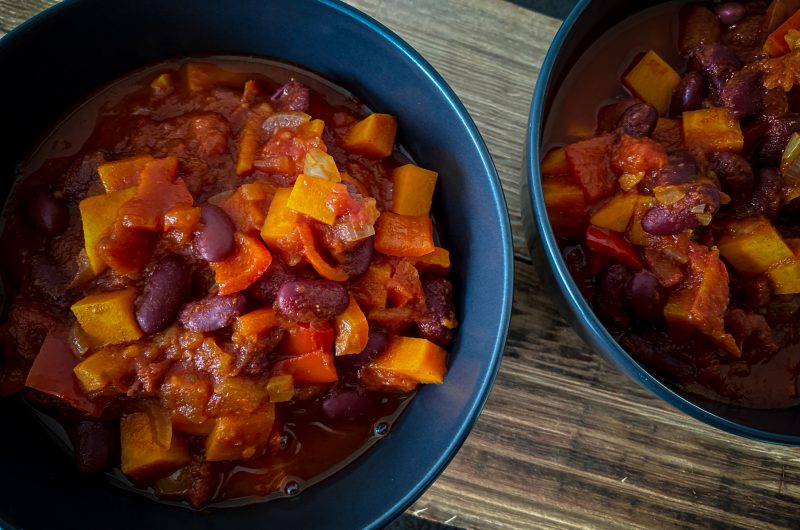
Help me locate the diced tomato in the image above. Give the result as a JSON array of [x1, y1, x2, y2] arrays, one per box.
[[585, 225, 644, 269], [564, 134, 617, 203], [610, 134, 667, 175]]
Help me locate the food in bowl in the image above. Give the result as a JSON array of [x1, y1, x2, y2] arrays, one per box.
[[541, 2, 800, 409], [0, 57, 458, 507]]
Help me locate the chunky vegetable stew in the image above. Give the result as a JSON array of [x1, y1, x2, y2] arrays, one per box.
[[543, 2, 800, 409], [0, 57, 457, 507]]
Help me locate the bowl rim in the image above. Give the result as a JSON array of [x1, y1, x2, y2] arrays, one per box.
[[525, 0, 800, 445], [1, 0, 515, 525]]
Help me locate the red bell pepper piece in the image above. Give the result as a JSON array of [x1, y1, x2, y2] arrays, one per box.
[[564, 134, 616, 203], [585, 225, 644, 269]]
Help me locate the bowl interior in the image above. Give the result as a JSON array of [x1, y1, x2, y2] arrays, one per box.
[[0, 0, 513, 527], [525, 0, 800, 443]]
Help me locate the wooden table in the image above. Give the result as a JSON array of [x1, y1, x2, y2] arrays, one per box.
[[3, 1, 800, 528]]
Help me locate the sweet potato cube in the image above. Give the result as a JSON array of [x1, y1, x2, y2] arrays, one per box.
[[341, 113, 397, 159], [564, 134, 616, 203], [682, 108, 743, 153], [79, 187, 138, 274], [767, 260, 800, 294], [627, 196, 656, 246], [369, 336, 447, 384], [287, 174, 343, 225], [335, 297, 369, 356], [351, 262, 392, 311], [622, 50, 681, 115], [542, 174, 588, 238], [121, 412, 190, 478], [71, 288, 142, 348], [212, 233, 272, 295], [589, 192, 639, 233], [273, 349, 338, 386], [98, 156, 154, 192], [540, 147, 571, 177], [207, 377, 268, 416], [374, 212, 435, 257], [266, 374, 294, 403], [391, 164, 438, 216], [280, 323, 334, 357], [205, 405, 276, 461], [410, 247, 451, 272], [232, 308, 278, 346], [220, 183, 271, 233], [764, 8, 800, 57], [261, 187, 301, 249], [717, 218, 795, 275], [185, 62, 250, 91], [73, 347, 133, 394]]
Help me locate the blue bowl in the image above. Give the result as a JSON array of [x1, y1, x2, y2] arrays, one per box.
[[522, 0, 800, 444], [0, 0, 514, 527]]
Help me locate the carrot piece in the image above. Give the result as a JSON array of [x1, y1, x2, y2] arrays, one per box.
[[368, 336, 448, 384], [205, 405, 276, 461], [97, 155, 154, 192], [266, 374, 294, 403], [121, 412, 190, 478], [25, 332, 103, 416], [335, 297, 369, 356], [563, 134, 617, 203], [287, 174, 346, 225], [622, 50, 681, 115], [542, 173, 589, 237], [341, 113, 398, 158], [212, 233, 273, 295], [410, 247, 451, 272], [119, 157, 193, 231], [236, 116, 262, 176], [540, 147, 571, 177], [297, 220, 349, 281], [374, 211, 435, 257], [232, 308, 279, 346], [71, 288, 143, 348], [764, 8, 800, 56], [185, 62, 250, 91], [79, 187, 138, 274], [589, 192, 639, 232], [682, 108, 743, 153], [391, 164, 438, 216], [73, 346, 133, 394]]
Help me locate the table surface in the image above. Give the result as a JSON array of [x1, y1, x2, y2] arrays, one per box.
[[3, 0, 800, 529]]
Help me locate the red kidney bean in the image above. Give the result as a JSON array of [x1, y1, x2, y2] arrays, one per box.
[[247, 258, 304, 303], [337, 325, 388, 367], [751, 167, 784, 220], [179, 293, 246, 332], [271, 80, 310, 113], [595, 264, 632, 330], [647, 152, 698, 190], [28, 189, 69, 236], [671, 71, 707, 115], [627, 270, 665, 324], [619, 331, 694, 380], [616, 102, 658, 137], [322, 388, 378, 421], [562, 245, 594, 301], [690, 43, 742, 79], [276, 280, 349, 322], [720, 70, 764, 118], [715, 2, 746, 25], [69, 420, 118, 474], [195, 204, 235, 262], [136, 256, 191, 334], [754, 117, 800, 166], [340, 237, 374, 277], [642, 183, 721, 235], [678, 4, 721, 56], [709, 151, 754, 204], [416, 276, 456, 347]]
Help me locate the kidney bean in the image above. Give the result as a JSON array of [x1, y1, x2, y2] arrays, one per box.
[[276, 280, 349, 322], [720, 70, 764, 118], [754, 117, 800, 166], [416, 276, 457, 347], [69, 420, 118, 474], [715, 2, 746, 25], [751, 167, 784, 220], [671, 71, 707, 115], [619, 331, 694, 380], [690, 43, 742, 79], [195, 204, 235, 262], [562, 245, 594, 301], [247, 259, 303, 303], [595, 264, 632, 330], [271, 80, 310, 113], [616, 102, 658, 137], [339, 237, 374, 277], [337, 325, 389, 367], [322, 388, 378, 421], [709, 151, 754, 204], [648, 152, 698, 189], [136, 256, 191, 334], [678, 4, 721, 56], [28, 189, 69, 236], [627, 270, 665, 324], [731, 272, 772, 308], [179, 293, 246, 332], [642, 183, 721, 235]]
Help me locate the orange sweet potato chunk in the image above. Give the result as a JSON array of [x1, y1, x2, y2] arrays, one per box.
[[622, 50, 681, 115], [682, 108, 743, 153], [391, 164, 438, 216], [589, 192, 639, 233], [374, 212, 435, 257], [98, 155, 154, 192], [70, 288, 142, 348], [121, 412, 190, 478], [335, 297, 369, 356], [79, 187, 138, 274], [341, 113, 398, 158], [542, 174, 588, 238], [205, 405, 276, 461], [368, 336, 447, 384], [273, 349, 338, 385]]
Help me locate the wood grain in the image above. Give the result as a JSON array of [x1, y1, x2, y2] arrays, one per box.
[[4, 1, 800, 529]]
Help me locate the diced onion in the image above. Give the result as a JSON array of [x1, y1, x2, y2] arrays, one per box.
[[618, 172, 644, 192], [335, 221, 375, 242], [303, 147, 341, 182], [263, 111, 310, 137], [654, 185, 686, 205], [785, 29, 800, 52], [781, 131, 800, 172]]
